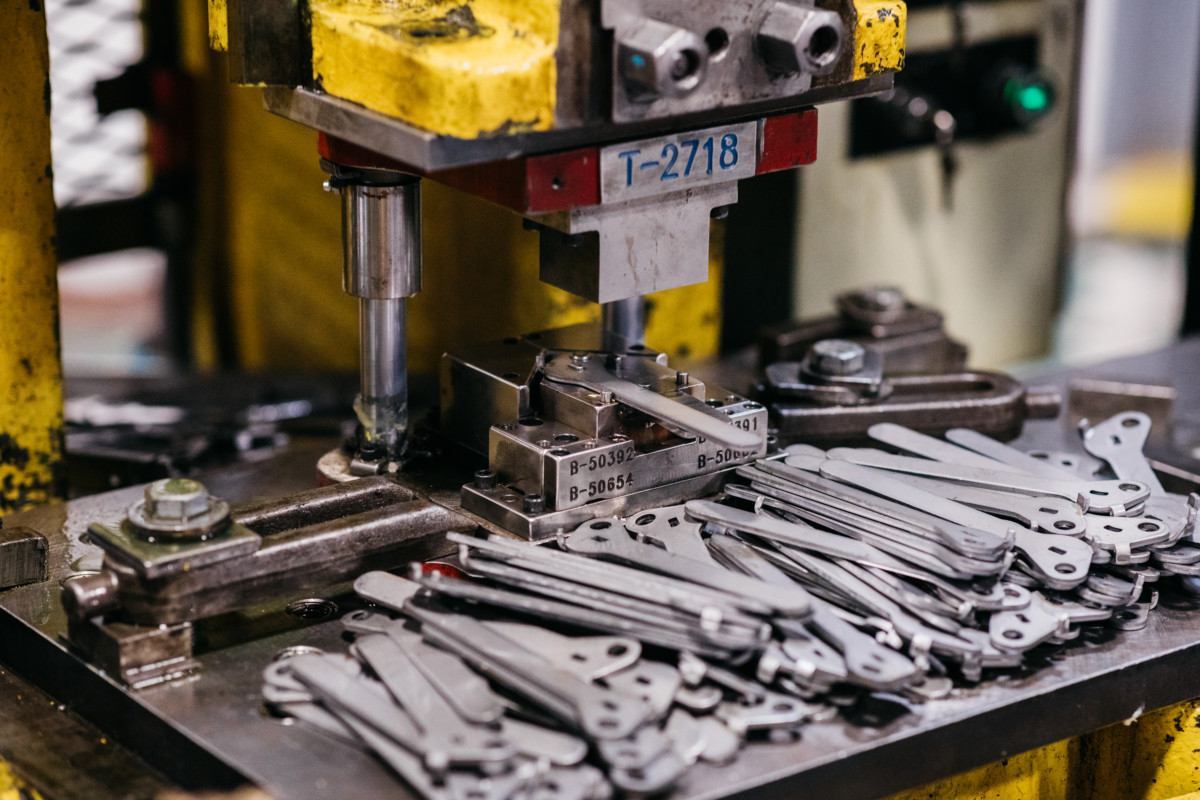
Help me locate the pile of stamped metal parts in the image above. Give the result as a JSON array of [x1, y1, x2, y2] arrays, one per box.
[[262, 409, 1199, 799]]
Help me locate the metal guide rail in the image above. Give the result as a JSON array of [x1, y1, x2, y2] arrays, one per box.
[[5, 396, 1200, 798]]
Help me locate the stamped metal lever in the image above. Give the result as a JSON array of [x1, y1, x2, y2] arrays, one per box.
[[624, 504, 715, 564], [542, 352, 761, 451], [828, 447, 1150, 515], [818, 459, 1093, 589], [707, 535, 920, 690], [404, 597, 656, 741], [563, 518, 811, 618], [945, 427, 1083, 481]]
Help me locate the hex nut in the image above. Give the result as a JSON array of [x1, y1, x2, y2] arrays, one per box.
[[144, 478, 210, 522], [757, 3, 845, 76], [618, 18, 708, 101], [808, 339, 866, 376]]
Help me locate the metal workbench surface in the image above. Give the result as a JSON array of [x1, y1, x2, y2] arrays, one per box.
[[2, 339, 1200, 799]]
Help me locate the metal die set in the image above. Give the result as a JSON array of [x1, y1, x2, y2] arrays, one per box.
[[448, 332, 768, 540]]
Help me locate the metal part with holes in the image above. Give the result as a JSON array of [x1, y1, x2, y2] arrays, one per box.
[[444, 536, 770, 643], [747, 459, 1013, 559], [987, 595, 1068, 652], [562, 518, 811, 617], [605, 0, 833, 120], [481, 621, 641, 680], [813, 460, 1093, 590], [827, 448, 1151, 516], [765, 547, 984, 660], [707, 535, 920, 691], [624, 504, 715, 563], [420, 567, 754, 659], [758, 482, 1011, 580], [402, 598, 656, 743], [1081, 412, 1194, 524], [686, 498, 991, 580], [352, 634, 518, 769], [856, 468, 1089, 537], [947, 427, 1084, 480]]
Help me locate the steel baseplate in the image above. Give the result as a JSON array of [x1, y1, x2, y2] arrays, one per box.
[[461, 468, 737, 540]]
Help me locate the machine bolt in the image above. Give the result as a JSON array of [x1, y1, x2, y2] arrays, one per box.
[[126, 477, 231, 543], [676, 371, 690, 387], [569, 352, 591, 371], [144, 478, 210, 522], [473, 469, 497, 490], [808, 339, 866, 376], [858, 286, 907, 312], [757, 3, 845, 77], [522, 494, 546, 515], [617, 18, 708, 101]]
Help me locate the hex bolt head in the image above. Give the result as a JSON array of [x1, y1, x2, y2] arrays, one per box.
[[858, 285, 907, 312], [522, 494, 546, 515], [618, 18, 708, 101], [808, 339, 866, 376], [144, 478, 210, 522], [757, 3, 845, 77]]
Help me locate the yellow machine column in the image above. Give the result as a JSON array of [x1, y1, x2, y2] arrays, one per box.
[[0, 1, 66, 512]]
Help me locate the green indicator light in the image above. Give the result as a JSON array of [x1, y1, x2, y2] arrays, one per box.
[[1018, 84, 1050, 113]]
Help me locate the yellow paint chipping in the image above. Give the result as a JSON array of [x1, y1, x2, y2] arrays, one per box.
[[208, 0, 228, 51], [0, 3, 65, 512], [1, 760, 45, 800], [885, 697, 1200, 800], [310, 0, 559, 139], [853, 0, 906, 80]]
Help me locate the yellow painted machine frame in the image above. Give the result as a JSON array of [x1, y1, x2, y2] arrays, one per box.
[[0, 2, 65, 513]]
